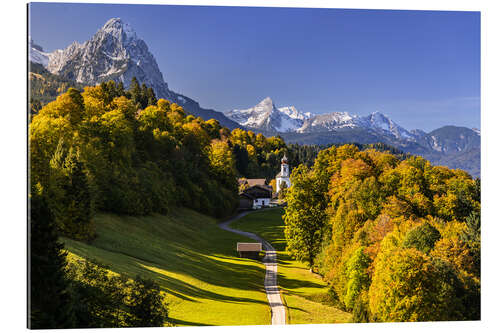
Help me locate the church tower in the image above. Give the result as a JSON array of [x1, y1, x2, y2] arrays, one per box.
[[281, 154, 289, 177], [276, 154, 292, 194]]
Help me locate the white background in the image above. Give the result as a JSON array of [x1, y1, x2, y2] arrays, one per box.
[[1, 0, 498, 332]]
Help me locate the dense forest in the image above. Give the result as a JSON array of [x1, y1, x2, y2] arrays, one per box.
[[283, 144, 480, 322]]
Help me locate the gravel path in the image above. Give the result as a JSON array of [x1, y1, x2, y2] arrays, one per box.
[[219, 211, 286, 325]]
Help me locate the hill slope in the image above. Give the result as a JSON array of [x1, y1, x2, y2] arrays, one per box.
[[63, 208, 270, 326]]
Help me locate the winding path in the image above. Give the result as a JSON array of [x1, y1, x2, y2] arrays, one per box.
[[219, 211, 286, 325]]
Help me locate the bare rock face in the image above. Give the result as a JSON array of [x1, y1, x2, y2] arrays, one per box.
[[46, 18, 172, 100]]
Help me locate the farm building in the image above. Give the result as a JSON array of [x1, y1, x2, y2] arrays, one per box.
[[238, 192, 254, 210], [237, 242, 262, 259], [239, 185, 272, 209]]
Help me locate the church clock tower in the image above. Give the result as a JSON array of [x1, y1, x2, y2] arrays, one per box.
[[276, 154, 292, 193]]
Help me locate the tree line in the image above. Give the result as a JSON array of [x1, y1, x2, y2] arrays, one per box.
[[283, 144, 480, 322]]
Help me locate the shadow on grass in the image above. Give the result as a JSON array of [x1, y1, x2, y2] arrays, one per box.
[[142, 262, 270, 305], [169, 318, 212, 326], [277, 271, 325, 291], [67, 231, 270, 305]]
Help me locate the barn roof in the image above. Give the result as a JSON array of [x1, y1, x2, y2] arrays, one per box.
[[242, 185, 272, 199], [237, 242, 262, 252], [239, 192, 255, 200]]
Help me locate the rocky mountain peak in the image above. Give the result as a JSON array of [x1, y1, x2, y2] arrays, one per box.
[[98, 18, 138, 46], [226, 98, 312, 133], [256, 97, 275, 109], [41, 17, 169, 95]]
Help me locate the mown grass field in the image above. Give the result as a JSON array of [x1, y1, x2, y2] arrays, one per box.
[[231, 208, 352, 324], [63, 208, 270, 326]]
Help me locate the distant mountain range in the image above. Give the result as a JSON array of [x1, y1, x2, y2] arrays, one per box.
[[29, 18, 480, 177]]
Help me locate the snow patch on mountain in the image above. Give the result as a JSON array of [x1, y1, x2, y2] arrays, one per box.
[[360, 111, 415, 140], [29, 38, 49, 67], [278, 106, 311, 121], [297, 112, 360, 133], [226, 97, 312, 132]]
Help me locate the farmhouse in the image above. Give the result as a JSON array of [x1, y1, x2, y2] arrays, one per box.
[[238, 192, 254, 210], [237, 242, 262, 259], [239, 185, 273, 209]]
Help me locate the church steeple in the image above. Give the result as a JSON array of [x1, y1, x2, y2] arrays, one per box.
[[276, 153, 292, 194], [280, 154, 289, 177]]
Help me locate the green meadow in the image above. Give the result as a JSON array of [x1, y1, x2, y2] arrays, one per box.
[[231, 208, 352, 324], [63, 208, 270, 326]]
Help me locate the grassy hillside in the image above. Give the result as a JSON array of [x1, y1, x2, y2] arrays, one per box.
[[231, 209, 352, 324], [63, 208, 270, 326]]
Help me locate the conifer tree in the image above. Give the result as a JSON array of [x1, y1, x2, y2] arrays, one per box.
[[61, 148, 95, 240], [29, 191, 75, 328]]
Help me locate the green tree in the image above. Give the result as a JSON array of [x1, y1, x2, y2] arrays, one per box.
[[278, 181, 288, 200], [344, 247, 371, 310], [126, 276, 170, 327], [402, 222, 441, 254], [284, 165, 327, 268]]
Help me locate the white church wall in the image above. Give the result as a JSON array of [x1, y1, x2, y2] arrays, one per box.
[[276, 177, 292, 193]]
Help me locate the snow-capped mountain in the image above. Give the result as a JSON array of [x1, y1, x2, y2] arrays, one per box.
[[40, 18, 171, 99], [358, 111, 415, 140], [298, 110, 416, 140], [297, 112, 359, 133], [29, 18, 240, 129], [225, 97, 311, 132], [278, 106, 311, 121], [29, 37, 49, 67], [228, 98, 417, 140]]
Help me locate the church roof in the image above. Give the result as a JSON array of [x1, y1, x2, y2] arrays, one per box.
[[281, 154, 288, 163]]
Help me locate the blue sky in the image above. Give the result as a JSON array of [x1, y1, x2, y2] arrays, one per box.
[[29, 3, 480, 131]]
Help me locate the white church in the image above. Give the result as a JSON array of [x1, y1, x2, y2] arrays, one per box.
[[275, 154, 292, 193]]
